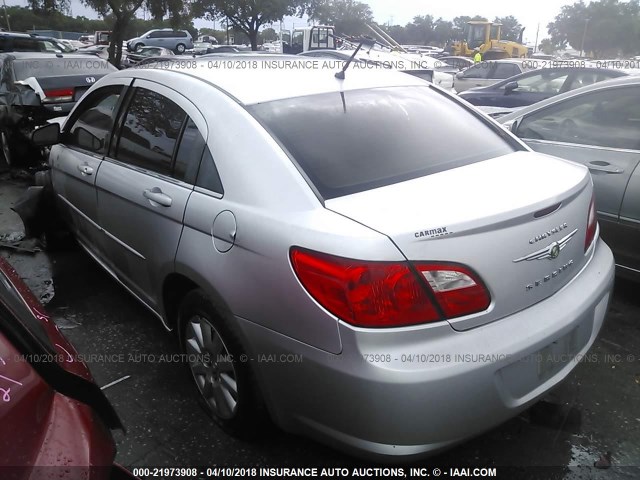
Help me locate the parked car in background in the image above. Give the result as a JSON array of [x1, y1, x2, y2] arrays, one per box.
[[122, 46, 174, 67], [0, 52, 117, 167], [197, 35, 218, 44], [454, 59, 535, 92], [0, 256, 136, 479], [500, 75, 640, 280], [33, 57, 613, 461], [0, 32, 71, 53], [438, 55, 474, 71], [78, 44, 110, 59], [459, 66, 628, 108], [299, 49, 453, 88], [126, 29, 193, 54]]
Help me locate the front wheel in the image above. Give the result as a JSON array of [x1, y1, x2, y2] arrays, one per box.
[[175, 43, 186, 54], [178, 289, 266, 437]]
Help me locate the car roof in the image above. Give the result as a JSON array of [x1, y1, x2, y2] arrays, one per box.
[[499, 74, 640, 121], [0, 51, 100, 59], [485, 65, 628, 88], [112, 55, 429, 105]]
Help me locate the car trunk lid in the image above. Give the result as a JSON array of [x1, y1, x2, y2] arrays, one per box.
[[325, 151, 594, 330]]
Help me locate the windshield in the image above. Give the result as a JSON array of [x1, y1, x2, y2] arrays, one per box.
[[466, 24, 486, 49], [250, 86, 517, 199]]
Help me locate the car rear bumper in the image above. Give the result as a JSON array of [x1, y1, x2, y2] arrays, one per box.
[[239, 238, 614, 461]]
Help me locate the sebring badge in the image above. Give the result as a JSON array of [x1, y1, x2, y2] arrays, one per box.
[[513, 229, 578, 263]]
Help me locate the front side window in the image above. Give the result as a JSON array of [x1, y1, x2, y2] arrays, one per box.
[[462, 64, 489, 79], [516, 86, 640, 150], [510, 71, 570, 94], [114, 88, 186, 175], [251, 86, 517, 199], [66, 85, 123, 154]]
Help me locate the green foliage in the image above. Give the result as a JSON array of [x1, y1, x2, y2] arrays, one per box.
[[3, 6, 108, 32], [191, 0, 306, 50], [547, 0, 640, 57], [307, 0, 374, 35], [494, 15, 523, 42], [379, 14, 490, 47]]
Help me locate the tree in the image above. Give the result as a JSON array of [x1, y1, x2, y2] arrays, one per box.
[[192, 0, 306, 50], [432, 18, 453, 46], [261, 27, 278, 42], [307, 0, 374, 35], [82, 0, 146, 66], [494, 15, 523, 42], [538, 38, 557, 55], [547, 0, 640, 57]]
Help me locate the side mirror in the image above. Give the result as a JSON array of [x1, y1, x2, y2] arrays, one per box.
[[76, 127, 103, 151], [509, 119, 520, 133], [30, 122, 61, 146], [504, 81, 518, 94]]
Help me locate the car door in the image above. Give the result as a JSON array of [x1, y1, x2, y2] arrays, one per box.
[[50, 82, 129, 256], [616, 164, 640, 274], [95, 79, 207, 311], [513, 84, 640, 260]]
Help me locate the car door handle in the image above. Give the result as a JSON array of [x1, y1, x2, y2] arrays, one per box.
[[587, 162, 624, 174], [143, 188, 172, 207], [77, 164, 94, 175]]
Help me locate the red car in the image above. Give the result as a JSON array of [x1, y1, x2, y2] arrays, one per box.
[[0, 257, 135, 480]]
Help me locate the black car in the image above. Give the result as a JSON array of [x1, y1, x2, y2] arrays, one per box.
[[458, 66, 627, 108], [0, 52, 117, 168]]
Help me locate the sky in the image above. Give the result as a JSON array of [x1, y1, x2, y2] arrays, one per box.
[[6, 0, 575, 44]]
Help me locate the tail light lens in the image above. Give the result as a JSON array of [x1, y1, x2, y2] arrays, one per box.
[[585, 195, 597, 252], [43, 88, 74, 103], [290, 248, 490, 328]]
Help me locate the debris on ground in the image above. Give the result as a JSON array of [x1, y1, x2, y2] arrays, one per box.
[[594, 451, 612, 469]]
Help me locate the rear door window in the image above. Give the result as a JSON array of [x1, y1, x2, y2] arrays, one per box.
[[251, 86, 517, 199], [492, 63, 520, 79]]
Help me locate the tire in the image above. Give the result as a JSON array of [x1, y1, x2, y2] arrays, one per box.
[[175, 43, 186, 54], [178, 289, 266, 438]]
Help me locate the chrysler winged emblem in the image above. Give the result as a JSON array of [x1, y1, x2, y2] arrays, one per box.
[[513, 229, 578, 263]]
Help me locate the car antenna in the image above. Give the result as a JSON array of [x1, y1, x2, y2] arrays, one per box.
[[335, 37, 375, 79]]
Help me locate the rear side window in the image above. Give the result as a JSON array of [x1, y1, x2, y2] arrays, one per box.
[[115, 88, 186, 175], [173, 118, 206, 184], [250, 86, 516, 199]]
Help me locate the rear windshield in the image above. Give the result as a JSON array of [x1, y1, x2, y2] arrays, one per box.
[[250, 86, 517, 199], [12, 57, 116, 80]]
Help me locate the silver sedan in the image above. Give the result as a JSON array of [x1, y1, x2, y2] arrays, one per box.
[[33, 57, 614, 461]]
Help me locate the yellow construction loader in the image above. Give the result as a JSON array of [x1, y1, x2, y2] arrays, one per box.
[[450, 21, 528, 60]]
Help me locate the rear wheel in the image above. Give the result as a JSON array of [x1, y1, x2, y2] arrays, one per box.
[[178, 289, 266, 437]]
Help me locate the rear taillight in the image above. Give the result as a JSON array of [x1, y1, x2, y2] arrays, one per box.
[[585, 195, 597, 252], [290, 248, 490, 328], [43, 88, 74, 103]]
